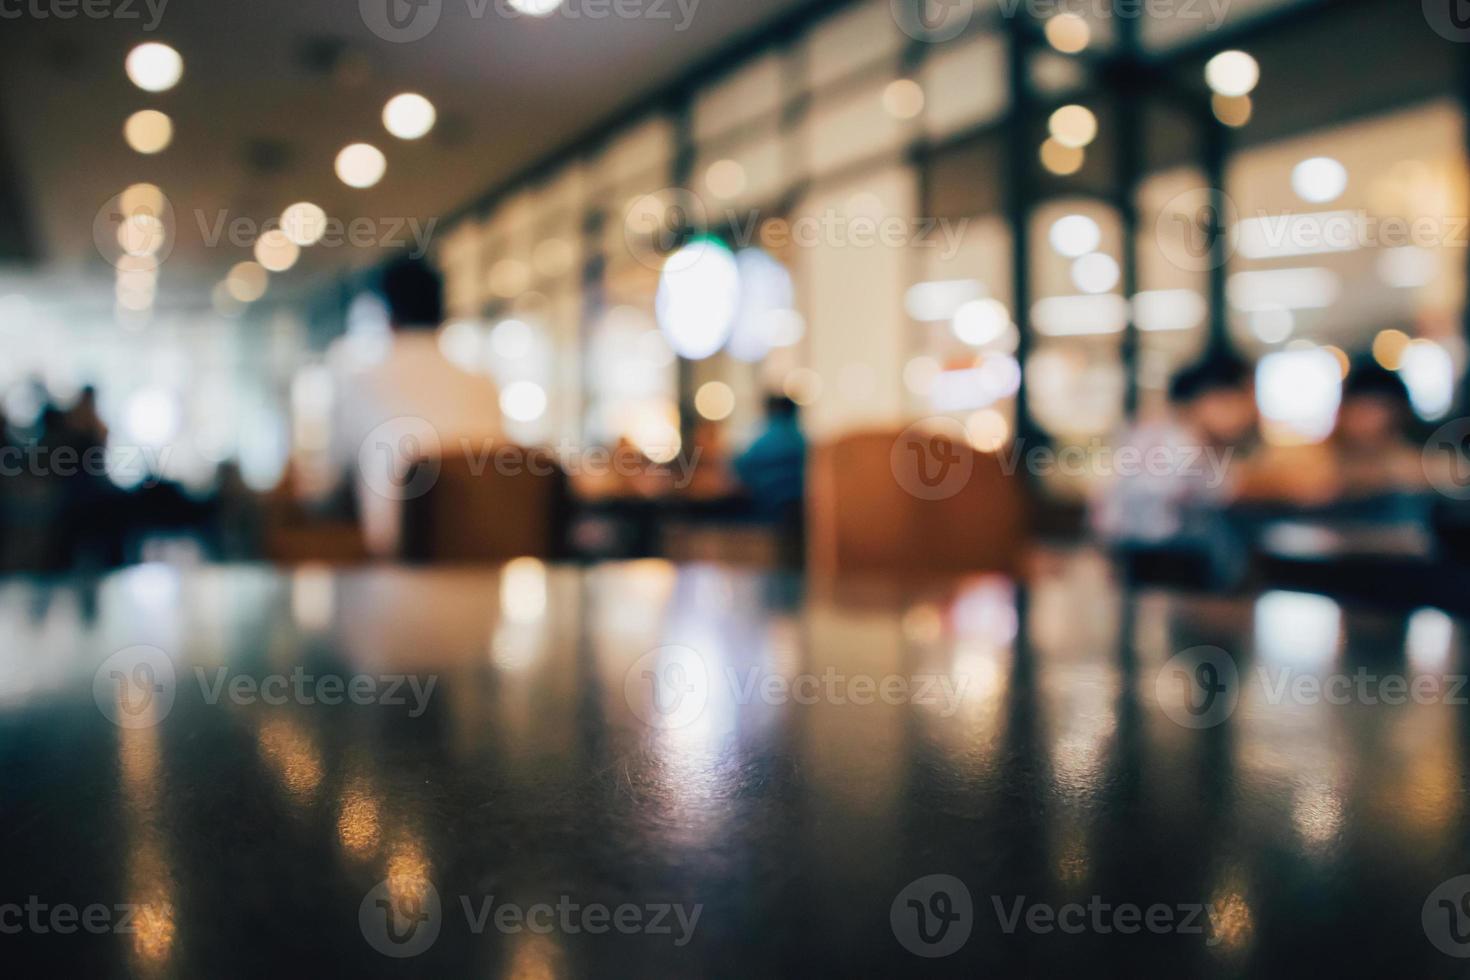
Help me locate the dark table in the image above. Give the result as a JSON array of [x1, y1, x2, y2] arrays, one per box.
[[3, 554, 1470, 977]]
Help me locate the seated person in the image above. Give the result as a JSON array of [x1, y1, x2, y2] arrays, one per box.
[[732, 395, 806, 521], [330, 258, 502, 558], [1329, 357, 1426, 500], [1091, 351, 1255, 587]]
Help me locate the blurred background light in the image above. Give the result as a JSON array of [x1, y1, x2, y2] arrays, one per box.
[[1205, 50, 1260, 97], [125, 42, 183, 93], [655, 238, 740, 360], [1256, 348, 1342, 443], [280, 202, 328, 247], [335, 143, 386, 189], [124, 110, 173, 154], [382, 93, 436, 140], [1044, 13, 1090, 53], [1049, 214, 1101, 257], [1291, 157, 1348, 204]]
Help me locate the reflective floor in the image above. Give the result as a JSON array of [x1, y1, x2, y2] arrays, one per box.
[[2, 552, 1469, 976]]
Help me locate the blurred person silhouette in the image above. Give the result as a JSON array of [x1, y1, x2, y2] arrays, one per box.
[[55, 386, 122, 568], [1091, 351, 1255, 588], [733, 394, 806, 521], [331, 257, 502, 557], [1329, 357, 1425, 499]]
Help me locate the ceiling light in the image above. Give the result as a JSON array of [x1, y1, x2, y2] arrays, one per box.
[[508, 0, 563, 15], [906, 279, 984, 322], [280, 202, 328, 247], [125, 42, 183, 93], [226, 261, 269, 303], [1048, 214, 1101, 257], [1048, 104, 1097, 148], [1291, 157, 1348, 204], [1072, 253, 1120, 293], [1044, 13, 1090, 54], [1205, 50, 1259, 98], [124, 110, 173, 154], [952, 299, 1010, 346], [881, 79, 925, 119], [695, 381, 736, 421], [704, 159, 746, 199], [382, 93, 436, 140], [335, 143, 386, 189], [255, 229, 301, 272], [1212, 94, 1252, 128], [1040, 138, 1084, 176]]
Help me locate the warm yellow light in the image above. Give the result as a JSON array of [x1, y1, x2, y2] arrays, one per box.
[[1372, 329, 1411, 370], [488, 259, 530, 299], [694, 381, 736, 421], [125, 42, 183, 93], [226, 261, 268, 303], [124, 110, 173, 154], [1048, 105, 1097, 149], [1040, 138, 1085, 176], [966, 409, 1010, 453], [1323, 344, 1350, 379], [120, 182, 164, 217], [705, 159, 746, 199], [382, 93, 436, 140], [335, 143, 386, 189], [280, 202, 328, 247], [881, 79, 925, 120], [1205, 50, 1260, 98], [1212, 94, 1252, 128], [1045, 13, 1091, 54], [117, 213, 166, 256], [255, 229, 300, 272]]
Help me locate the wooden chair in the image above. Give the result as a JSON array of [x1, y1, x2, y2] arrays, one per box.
[[806, 429, 1028, 576], [400, 448, 569, 563]]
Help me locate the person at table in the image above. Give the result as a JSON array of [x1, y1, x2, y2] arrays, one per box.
[[1090, 351, 1255, 587], [1328, 357, 1426, 500], [330, 257, 502, 558], [733, 394, 806, 520]]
